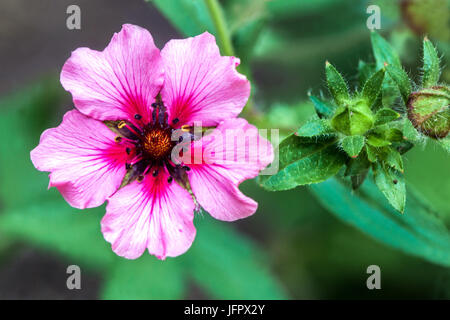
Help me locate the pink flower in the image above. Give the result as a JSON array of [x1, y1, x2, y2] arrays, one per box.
[[30, 24, 273, 260]]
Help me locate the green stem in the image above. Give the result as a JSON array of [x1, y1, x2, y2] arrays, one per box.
[[204, 0, 234, 57], [204, 0, 257, 120]]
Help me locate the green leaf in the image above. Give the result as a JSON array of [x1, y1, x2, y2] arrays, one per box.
[[350, 172, 369, 191], [370, 31, 402, 69], [341, 135, 365, 158], [393, 139, 414, 155], [370, 32, 404, 108], [381, 78, 402, 109], [101, 256, 185, 300], [310, 178, 450, 267], [386, 64, 412, 105], [366, 145, 378, 162], [373, 162, 405, 212], [361, 68, 385, 107], [367, 129, 392, 147], [345, 152, 370, 177], [385, 128, 404, 142], [150, 0, 216, 37], [384, 148, 404, 172], [357, 60, 377, 89], [325, 61, 350, 105], [296, 118, 334, 137], [375, 108, 400, 126], [0, 202, 115, 269], [344, 151, 370, 190], [260, 135, 346, 191], [403, 118, 423, 143], [422, 37, 441, 88], [184, 216, 286, 299], [373, 146, 405, 172], [308, 94, 335, 119]]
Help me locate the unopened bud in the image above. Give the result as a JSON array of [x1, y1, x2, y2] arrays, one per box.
[[407, 85, 449, 139], [331, 98, 374, 136]]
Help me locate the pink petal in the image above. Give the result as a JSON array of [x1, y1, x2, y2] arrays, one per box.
[[30, 109, 129, 209], [102, 171, 196, 260], [61, 24, 164, 123], [187, 118, 274, 221], [160, 32, 250, 127]]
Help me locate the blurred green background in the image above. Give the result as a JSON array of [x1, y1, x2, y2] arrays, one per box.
[[0, 0, 449, 299]]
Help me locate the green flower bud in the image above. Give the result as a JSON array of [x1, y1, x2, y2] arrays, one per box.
[[331, 98, 374, 136], [407, 85, 449, 139]]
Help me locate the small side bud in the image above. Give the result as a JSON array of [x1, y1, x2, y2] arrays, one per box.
[[407, 85, 449, 139]]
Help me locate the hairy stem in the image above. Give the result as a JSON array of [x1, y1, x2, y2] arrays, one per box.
[[204, 0, 258, 119], [204, 0, 234, 56]]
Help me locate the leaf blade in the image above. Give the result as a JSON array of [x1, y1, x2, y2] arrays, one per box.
[[385, 64, 412, 105], [373, 162, 405, 212], [370, 31, 402, 69], [310, 178, 450, 267], [261, 135, 346, 191], [341, 135, 365, 158], [362, 68, 385, 107], [422, 37, 441, 88], [325, 61, 350, 105], [375, 108, 400, 126], [308, 94, 335, 119], [296, 118, 334, 137]]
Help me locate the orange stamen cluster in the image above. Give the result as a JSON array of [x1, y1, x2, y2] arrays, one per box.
[[142, 128, 173, 160]]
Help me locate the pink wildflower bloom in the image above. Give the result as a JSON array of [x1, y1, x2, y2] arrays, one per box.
[[30, 24, 273, 260]]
